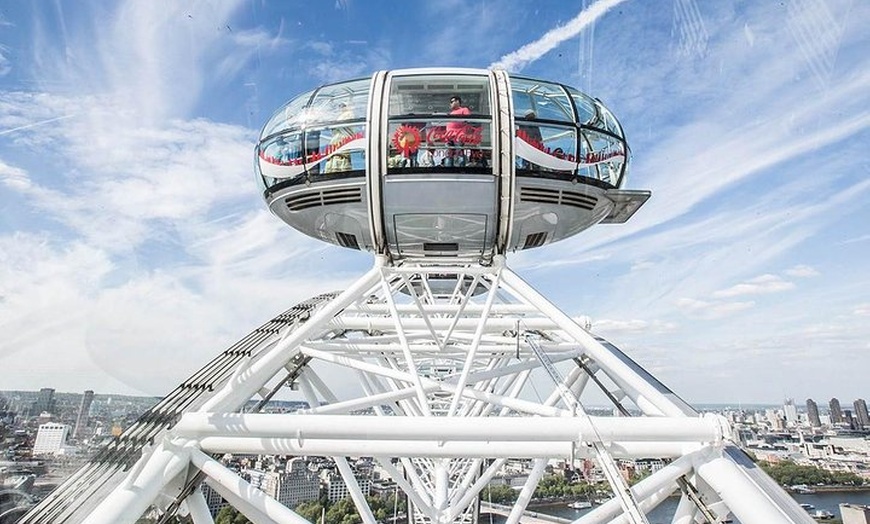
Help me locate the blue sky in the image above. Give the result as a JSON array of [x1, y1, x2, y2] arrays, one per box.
[[0, 0, 867, 405]]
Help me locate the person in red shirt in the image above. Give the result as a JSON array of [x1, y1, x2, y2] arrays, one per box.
[[445, 96, 471, 166], [448, 96, 470, 120]]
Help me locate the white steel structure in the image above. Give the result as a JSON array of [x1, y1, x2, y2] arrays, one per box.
[[18, 68, 815, 524]]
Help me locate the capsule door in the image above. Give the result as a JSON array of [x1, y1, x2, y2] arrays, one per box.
[[377, 72, 499, 260]]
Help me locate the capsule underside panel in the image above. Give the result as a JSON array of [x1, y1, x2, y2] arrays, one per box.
[[511, 178, 613, 251], [383, 174, 497, 258], [256, 68, 638, 260], [268, 178, 372, 251]]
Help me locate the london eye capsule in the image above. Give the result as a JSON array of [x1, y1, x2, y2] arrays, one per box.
[[255, 67, 649, 262]]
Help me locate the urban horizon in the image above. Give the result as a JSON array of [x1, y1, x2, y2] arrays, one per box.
[[3, 387, 866, 413]]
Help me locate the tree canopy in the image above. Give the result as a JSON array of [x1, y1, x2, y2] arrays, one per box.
[[759, 460, 864, 487]]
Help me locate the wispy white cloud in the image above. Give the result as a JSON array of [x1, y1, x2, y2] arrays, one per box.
[[841, 234, 870, 245], [0, 234, 114, 360], [854, 304, 870, 317], [0, 3, 365, 394], [306, 46, 392, 84], [713, 274, 796, 298], [27, 1, 249, 125], [784, 265, 819, 278], [3, 115, 254, 254], [0, 46, 10, 76], [593, 318, 678, 334], [0, 159, 30, 190], [629, 260, 655, 272], [214, 28, 291, 82], [0, 113, 76, 136], [489, 0, 629, 71], [675, 297, 755, 319]]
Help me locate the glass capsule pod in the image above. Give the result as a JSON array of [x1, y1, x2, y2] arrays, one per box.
[[255, 68, 649, 262]]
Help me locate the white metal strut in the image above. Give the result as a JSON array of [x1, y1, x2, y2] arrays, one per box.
[[82, 255, 815, 524]]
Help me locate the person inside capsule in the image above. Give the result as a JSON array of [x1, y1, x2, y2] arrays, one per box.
[[444, 95, 470, 167], [325, 101, 355, 173]]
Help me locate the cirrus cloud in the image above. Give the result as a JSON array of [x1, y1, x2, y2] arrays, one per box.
[[712, 274, 796, 298]]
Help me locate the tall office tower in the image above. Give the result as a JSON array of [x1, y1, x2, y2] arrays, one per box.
[[73, 390, 95, 439], [830, 398, 845, 424], [806, 398, 822, 427], [32, 387, 56, 416], [783, 398, 798, 426], [854, 399, 870, 429], [844, 410, 857, 430]]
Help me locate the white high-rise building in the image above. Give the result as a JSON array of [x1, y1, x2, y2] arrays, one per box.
[[259, 469, 317, 509], [322, 470, 373, 503], [280, 458, 320, 507], [32, 422, 71, 455], [244, 459, 320, 509], [765, 409, 784, 430], [783, 398, 798, 427], [200, 482, 228, 517]]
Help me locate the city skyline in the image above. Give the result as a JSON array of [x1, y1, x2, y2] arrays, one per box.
[[0, 1, 868, 404], [4, 388, 867, 416]]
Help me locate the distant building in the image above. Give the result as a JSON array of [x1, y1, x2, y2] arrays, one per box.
[[32, 422, 71, 455], [321, 470, 373, 503], [765, 409, 784, 431], [200, 482, 228, 517], [854, 399, 870, 429], [841, 503, 870, 524], [261, 460, 321, 508], [246, 468, 268, 491], [281, 458, 321, 507], [31, 388, 56, 416], [783, 398, 798, 427], [806, 399, 821, 428], [245, 459, 320, 509], [844, 410, 857, 430], [830, 398, 845, 425], [73, 390, 94, 440]]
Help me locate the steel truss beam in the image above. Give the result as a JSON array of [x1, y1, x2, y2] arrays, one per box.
[[71, 256, 813, 524]]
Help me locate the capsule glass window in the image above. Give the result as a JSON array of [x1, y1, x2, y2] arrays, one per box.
[[578, 128, 627, 185], [307, 122, 367, 176], [515, 124, 577, 175], [261, 90, 314, 139], [386, 74, 492, 173], [307, 79, 370, 126], [565, 86, 598, 126], [388, 74, 491, 116], [510, 78, 573, 123]]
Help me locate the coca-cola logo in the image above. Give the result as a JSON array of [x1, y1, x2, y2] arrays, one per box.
[[425, 125, 483, 145]]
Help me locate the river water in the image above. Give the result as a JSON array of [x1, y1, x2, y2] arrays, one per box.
[[484, 490, 870, 523]]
